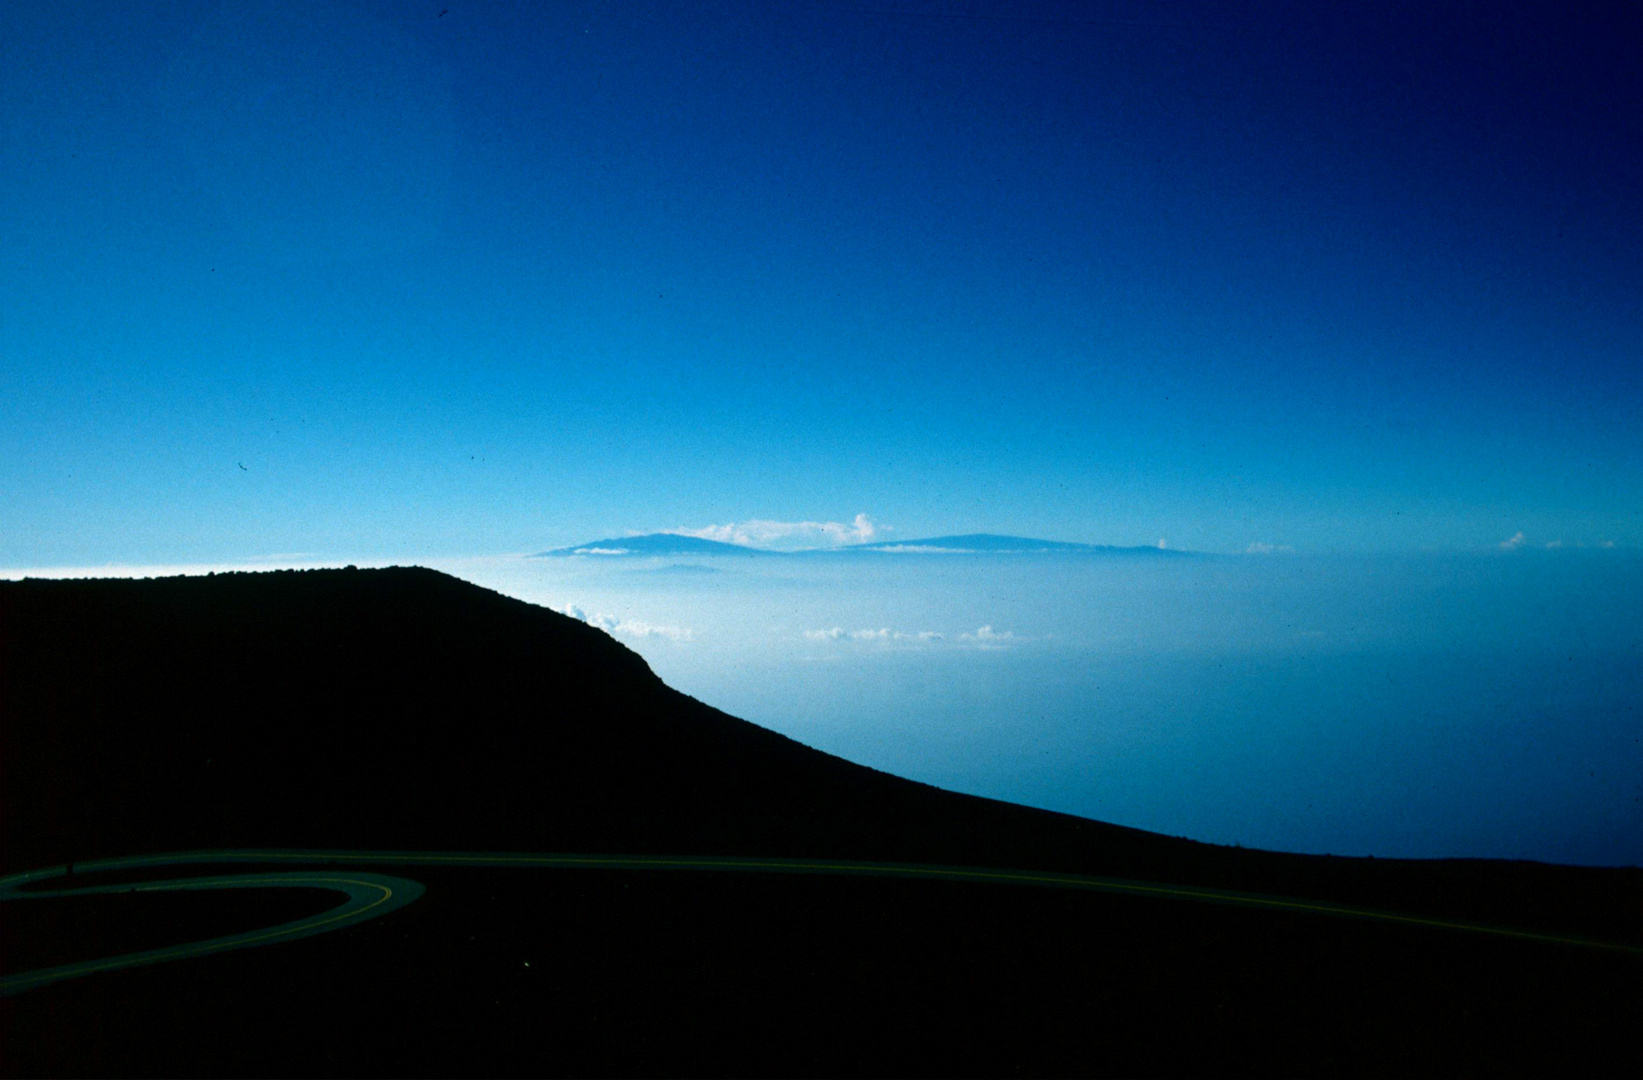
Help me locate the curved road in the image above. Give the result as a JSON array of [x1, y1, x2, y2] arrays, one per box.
[[0, 853, 424, 996], [4, 849, 1637, 995]]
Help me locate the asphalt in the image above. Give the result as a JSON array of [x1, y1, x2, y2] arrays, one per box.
[[0, 854, 424, 996], [5, 848, 1637, 997]]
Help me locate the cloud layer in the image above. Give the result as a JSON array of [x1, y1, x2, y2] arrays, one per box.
[[804, 626, 946, 642], [1498, 532, 1615, 551], [804, 625, 1013, 647]]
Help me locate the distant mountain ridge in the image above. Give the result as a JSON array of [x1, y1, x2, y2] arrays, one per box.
[[537, 532, 1188, 556], [535, 534, 765, 557]]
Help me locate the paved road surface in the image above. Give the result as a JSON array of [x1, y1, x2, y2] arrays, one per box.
[[4, 849, 1636, 995]]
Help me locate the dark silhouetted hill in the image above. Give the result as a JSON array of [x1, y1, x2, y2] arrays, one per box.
[[4, 568, 1641, 1077], [2, 568, 1638, 946]]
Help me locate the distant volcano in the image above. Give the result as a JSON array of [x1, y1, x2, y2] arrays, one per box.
[[536, 532, 1189, 556], [535, 533, 767, 556]]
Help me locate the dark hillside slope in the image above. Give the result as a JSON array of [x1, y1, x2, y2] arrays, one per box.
[[2, 569, 1639, 947]]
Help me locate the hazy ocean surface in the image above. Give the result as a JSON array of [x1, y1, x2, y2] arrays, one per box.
[[439, 550, 1643, 866]]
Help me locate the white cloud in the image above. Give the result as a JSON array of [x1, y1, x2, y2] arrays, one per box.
[[556, 604, 692, 641], [803, 626, 945, 644], [571, 547, 631, 555], [612, 620, 694, 641], [1500, 532, 1526, 550], [1245, 542, 1294, 554], [1544, 540, 1563, 550], [961, 625, 1014, 643], [673, 513, 880, 551], [863, 545, 967, 554]]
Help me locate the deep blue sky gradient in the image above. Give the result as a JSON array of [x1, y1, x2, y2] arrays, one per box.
[[4, 1, 1641, 563]]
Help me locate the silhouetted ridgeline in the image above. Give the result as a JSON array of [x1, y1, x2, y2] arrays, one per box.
[[2, 568, 1638, 946]]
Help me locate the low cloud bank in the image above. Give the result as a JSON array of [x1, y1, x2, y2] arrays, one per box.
[[805, 627, 945, 642], [804, 625, 1012, 646], [1497, 533, 1616, 551], [558, 604, 693, 642], [861, 545, 968, 554]]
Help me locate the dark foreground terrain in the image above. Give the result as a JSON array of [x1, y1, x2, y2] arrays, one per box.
[[2, 568, 1638, 1076]]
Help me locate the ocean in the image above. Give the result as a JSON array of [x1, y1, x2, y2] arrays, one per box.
[[442, 548, 1642, 865]]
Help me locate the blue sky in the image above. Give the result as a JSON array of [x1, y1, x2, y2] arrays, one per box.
[[4, 1, 1641, 565]]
